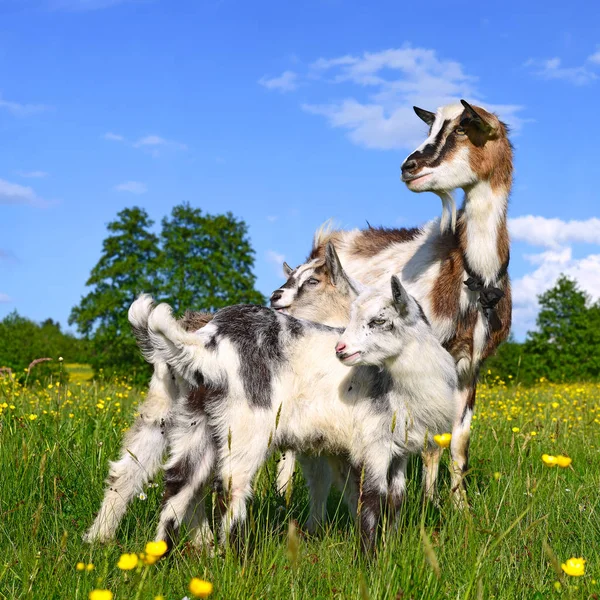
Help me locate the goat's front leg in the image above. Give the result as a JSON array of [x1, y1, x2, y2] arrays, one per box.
[[421, 446, 443, 505], [449, 382, 476, 509], [84, 366, 174, 543], [357, 455, 391, 554]]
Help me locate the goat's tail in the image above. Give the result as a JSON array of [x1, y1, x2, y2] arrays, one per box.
[[129, 294, 157, 363], [147, 302, 220, 386]]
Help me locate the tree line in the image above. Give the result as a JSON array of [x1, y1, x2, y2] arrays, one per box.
[[1, 203, 598, 384]]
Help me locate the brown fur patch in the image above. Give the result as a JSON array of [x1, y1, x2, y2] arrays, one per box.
[[444, 305, 478, 366], [466, 108, 513, 195], [430, 221, 464, 320], [180, 311, 213, 332], [350, 226, 421, 258]]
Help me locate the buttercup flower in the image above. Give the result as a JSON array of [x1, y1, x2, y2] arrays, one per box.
[[189, 577, 213, 598], [433, 433, 452, 448], [561, 557, 585, 577], [142, 540, 168, 564], [76, 562, 85, 571], [556, 455, 572, 468], [542, 454, 558, 467], [89, 590, 113, 600], [117, 552, 138, 570], [493, 472, 501, 481], [511, 427, 520, 433]]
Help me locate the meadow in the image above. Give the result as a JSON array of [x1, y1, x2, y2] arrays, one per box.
[[1, 370, 599, 600]]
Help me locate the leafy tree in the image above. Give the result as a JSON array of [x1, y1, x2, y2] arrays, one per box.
[[0, 311, 88, 383], [69, 207, 161, 377], [526, 275, 600, 381], [69, 204, 265, 379], [160, 203, 265, 314]]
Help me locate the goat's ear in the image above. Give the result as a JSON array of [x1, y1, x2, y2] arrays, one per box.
[[414, 106, 436, 127], [460, 99, 496, 136], [391, 275, 410, 318], [325, 242, 358, 298], [283, 262, 293, 277]]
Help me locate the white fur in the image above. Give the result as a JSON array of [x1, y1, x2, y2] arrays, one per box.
[[145, 282, 457, 550]]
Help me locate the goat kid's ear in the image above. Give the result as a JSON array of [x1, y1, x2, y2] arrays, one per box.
[[460, 99, 496, 136], [391, 275, 410, 318], [283, 262, 293, 277], [325, 242, 359, 299], [414, 106, 436, 127]]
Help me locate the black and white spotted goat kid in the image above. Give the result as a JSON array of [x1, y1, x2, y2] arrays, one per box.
[[131, 277, 457, 552]]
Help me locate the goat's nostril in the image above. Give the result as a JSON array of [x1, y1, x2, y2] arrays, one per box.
[[270, 290, 283, 303], [402, 159, 418, 173], [335, 342, 346, 354]]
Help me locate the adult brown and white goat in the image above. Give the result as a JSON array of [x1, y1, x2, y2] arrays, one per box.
[[272, 100, 512, 502]]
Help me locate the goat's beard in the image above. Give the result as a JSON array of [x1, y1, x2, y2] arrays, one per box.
[[437, 192, 457, 234]]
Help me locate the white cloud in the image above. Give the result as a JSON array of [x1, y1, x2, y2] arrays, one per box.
[[102, 132, 187, 155], [103, 132, 125, 142], [114, 181, 147, 194], [263, 46, 524, 150], [0, 93, 50, 117], [0, 293, 11, 303], [509, 215, 600, 248], [259, 71, 299, 93], [0, 178, 49, 207], [267, 215, 278, 223], [509, 215, 600, 337], [16, 170, 48, 179], [525, 51, 600, 86]]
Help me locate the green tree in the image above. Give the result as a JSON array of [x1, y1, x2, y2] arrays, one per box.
[[160, 203, 265, 313], [69, 207, 161, 377], [525, 275, 600, 381], [0, 311, 88, 383]]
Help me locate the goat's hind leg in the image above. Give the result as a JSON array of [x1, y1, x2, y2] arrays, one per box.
[[422, 446, 443, 505], [156, 417, 215, 552], [84, 366, 173, 543]]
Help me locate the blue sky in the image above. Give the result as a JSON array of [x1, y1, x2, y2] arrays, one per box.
[[1, 0, 599, 339]]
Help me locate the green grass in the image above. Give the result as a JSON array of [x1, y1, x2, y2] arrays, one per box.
[[1, 375, 599, 599]]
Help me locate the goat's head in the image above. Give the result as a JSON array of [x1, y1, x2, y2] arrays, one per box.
[[335, 276, 425, 367], [401, 99, 512, 195], [270, 243, 359, 327]]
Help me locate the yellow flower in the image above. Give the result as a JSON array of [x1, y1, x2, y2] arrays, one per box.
[[556, 455, 572, 468], [542, 454, 558, 467], [189, 577, 213, 598], [433, 433, 452, 448], [76, 562, 85, 571], [493, 472, 501, 481], [561, 557, 585, 577], [511, 427, 520, 433], [142, 540, 168, 564], [28, 414, 38, 421], [89, 590, 113, 600], [86, 563, 94, 571], [530, 431, 537, 436], [117, 552, 138, 570]]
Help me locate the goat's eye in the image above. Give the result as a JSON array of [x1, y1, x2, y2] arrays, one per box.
[[369, 319, 386, 327], [306, 278, 319, 286], [455, 126, 466, 135]]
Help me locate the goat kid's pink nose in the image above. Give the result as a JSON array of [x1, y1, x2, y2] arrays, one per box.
[[335, 342, 346, 354]]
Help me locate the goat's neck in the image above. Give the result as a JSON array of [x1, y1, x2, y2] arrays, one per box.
[[460, 180, 509, 286]]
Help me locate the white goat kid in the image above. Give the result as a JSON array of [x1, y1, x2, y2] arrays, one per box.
[[132, 276, 457, 553]]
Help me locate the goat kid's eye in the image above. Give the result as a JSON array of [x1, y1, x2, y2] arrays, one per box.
[[369, 319, 386, 327], [307, 278, 319, 286], [455, 126, 466, 135]]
